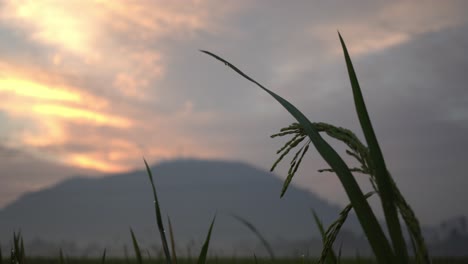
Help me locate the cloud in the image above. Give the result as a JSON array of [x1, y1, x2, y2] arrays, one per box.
[[0, 0, 468, 224]]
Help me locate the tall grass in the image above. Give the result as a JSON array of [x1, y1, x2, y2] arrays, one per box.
[[201, 32, 429, 263]]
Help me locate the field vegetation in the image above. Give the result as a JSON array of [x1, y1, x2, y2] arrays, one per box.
[[3, 34, 466, 264]]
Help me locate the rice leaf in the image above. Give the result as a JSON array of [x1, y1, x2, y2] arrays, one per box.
[[231, 214, 275, 259], [318, 192, 375, 264], [197, 215, 216, 264], [12, 232, 24, 264], [168, 216, 178, 264], [101, 248, 107, 264], [338, 32, 408, 262], [201, 50, 394, 263], [143, 158, 172, 264], [130, 228, 143, 264], [312, 210, 337, 264]]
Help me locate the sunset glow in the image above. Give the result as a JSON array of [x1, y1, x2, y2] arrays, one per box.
[[32, 104, 132, 128], [0, 78, 81, 102], [1, 0, 468, 225]]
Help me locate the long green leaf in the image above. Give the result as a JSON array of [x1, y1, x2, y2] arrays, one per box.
[[201, 50, 394, 262], [231, 214, 275, 259], [338, 32, 408, 263], [143, 158, 172, 264], [197, 215, 216, 264], [130, 228, 143, 264]]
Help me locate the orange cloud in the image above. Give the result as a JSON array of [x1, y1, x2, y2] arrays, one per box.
[[32, 104, 132, 128], [0, 0, 246, 174], [0, 78, 81, 102], [68, 154, 130, 173]]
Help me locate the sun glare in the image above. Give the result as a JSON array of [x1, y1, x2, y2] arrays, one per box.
[[0, 78, 81, 102]]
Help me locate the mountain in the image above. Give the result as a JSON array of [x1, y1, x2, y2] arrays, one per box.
[[0, 159, 360, 256]]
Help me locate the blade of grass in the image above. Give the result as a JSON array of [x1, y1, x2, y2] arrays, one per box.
[[168, 216, 178, 264], [338, 32, 408, 263], [318, 192, 375, 264], [197, 215, 216, 264], [130, 228, 143, 264], [201, 50, 394, 263], [13, 232, 24, 264], [312, 210, 337, 264], [143, 158, 172, 264], [231, 214, 275, 260], [59, 248, 66, 264], [20, 236, 25, 262], [101, 248, 107, 264]]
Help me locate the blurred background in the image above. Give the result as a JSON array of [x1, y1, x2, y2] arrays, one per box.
[[0, 0, 467, 257]]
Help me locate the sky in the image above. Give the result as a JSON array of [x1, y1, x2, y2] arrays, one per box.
[[0, 0, 468, 226]]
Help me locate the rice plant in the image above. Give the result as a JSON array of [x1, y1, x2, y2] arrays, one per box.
[[201, 32, 429, 263], [130, 159, 217, 264]]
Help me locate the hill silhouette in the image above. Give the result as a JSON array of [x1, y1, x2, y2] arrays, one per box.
[[0, 159, 360, 256]]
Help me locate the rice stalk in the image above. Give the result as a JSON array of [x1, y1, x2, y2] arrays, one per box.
[[318, 192, 375, 264], [201, 49, 394, 262], [197, 215, 216, 264], [11, 232, 25, 264], [130, 228, 143, 264], [143, 158, 172, 264], [339, 32, 408, 262], [101, 248, 107, 264], [312, 210, 337, 264], [277, 120, 429, 263], [168, 216, 178, 264]]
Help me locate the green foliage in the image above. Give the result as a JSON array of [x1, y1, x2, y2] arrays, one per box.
[[101, 249, 107, 264], [10, 232, 26, 264], [202, 32, 430, 263], [143, 158, 172, 264], [312, 210, 337, 264], [197, 215, 216, 264], [168, 216, 178, 264], [130, 229, 143, 264]]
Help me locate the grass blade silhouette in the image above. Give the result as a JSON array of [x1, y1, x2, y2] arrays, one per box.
[[312, 210, 337, 264], [59, 249, 66, 264], [338, 32, 408, 263], [130, 228, 143, 264], [201, 49, 394, 263], [144, 158, 172, 264], [101, 248, 107, 264], [168, 216, 178, 264], [231, 214, 275, 259], [197, 215, 216, 264]]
